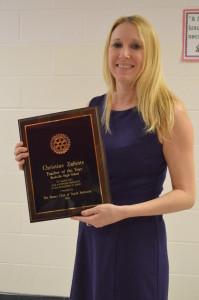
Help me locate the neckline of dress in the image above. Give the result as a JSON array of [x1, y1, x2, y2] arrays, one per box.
[[111, 106, 137, 113]]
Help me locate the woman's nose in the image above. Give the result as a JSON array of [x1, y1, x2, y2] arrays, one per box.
[[119, 46, 130, 58]]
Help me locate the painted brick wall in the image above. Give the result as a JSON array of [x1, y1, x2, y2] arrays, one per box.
[[0, 0, 198, 299]]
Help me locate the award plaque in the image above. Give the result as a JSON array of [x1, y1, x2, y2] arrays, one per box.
[[18, 107, 111, 222]]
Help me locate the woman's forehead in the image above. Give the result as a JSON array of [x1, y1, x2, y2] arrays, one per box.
[[110, 23, 141, 41]]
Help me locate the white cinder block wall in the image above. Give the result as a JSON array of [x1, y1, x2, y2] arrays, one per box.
[[0, 0, 198, 299]]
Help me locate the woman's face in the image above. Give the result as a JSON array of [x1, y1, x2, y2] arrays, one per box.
[[108, 22, 144, 88]]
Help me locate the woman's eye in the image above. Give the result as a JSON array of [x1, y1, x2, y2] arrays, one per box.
[[112, 43, 122, 48], [131, 43, 141, 49]]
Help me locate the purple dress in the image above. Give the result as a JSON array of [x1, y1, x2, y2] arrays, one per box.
[[70, 95, 169, 300]]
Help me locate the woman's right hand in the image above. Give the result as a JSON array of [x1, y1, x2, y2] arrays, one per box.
[[14, 141, 29, 170]]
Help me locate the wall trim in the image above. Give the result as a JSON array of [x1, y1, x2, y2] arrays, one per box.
[[0, 293, 69, 300]]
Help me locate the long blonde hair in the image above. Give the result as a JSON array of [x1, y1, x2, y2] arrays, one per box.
[[103, 15, 181, 141]]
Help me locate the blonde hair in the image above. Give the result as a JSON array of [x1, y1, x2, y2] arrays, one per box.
[[103, 15, 182, 141]]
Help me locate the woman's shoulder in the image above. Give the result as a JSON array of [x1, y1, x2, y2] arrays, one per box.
[[88, 94, 106, 107], [173, 99, 186, 114], [173, 100, 190, 126], [159, 100, 189, 144], [164, 99, 193, 145]]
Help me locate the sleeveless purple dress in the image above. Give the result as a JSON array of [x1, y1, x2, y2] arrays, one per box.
[[70, 95, 169, 300]]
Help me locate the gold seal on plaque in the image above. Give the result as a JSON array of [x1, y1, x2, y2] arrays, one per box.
[[50, 133, 71, 155]]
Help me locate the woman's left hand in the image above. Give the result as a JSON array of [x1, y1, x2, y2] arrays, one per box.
[[71, 204, 125, 228]]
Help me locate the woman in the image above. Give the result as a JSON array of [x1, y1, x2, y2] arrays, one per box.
[[15, 15, 195, 300]]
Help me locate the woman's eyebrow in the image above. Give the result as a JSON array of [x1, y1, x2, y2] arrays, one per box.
[[111, 38, 142, 43]]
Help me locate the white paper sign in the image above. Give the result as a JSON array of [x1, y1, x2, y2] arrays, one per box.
[[182, 9, 199, 61]]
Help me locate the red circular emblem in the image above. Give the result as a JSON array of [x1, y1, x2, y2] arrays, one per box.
[[50, 133, 71, 155]]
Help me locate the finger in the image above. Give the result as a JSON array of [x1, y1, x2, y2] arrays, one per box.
[[14, 141, 23, 150], [14, 146, 28, 156], [18, 160, 25, 170], [15, 152, 29, 162], [71, 216, 86, 222], [81, 207, 98, 216], [71, 216, 94, 224]]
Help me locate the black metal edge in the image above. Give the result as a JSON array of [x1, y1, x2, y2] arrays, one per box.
[[0, 293, 69, 299]]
